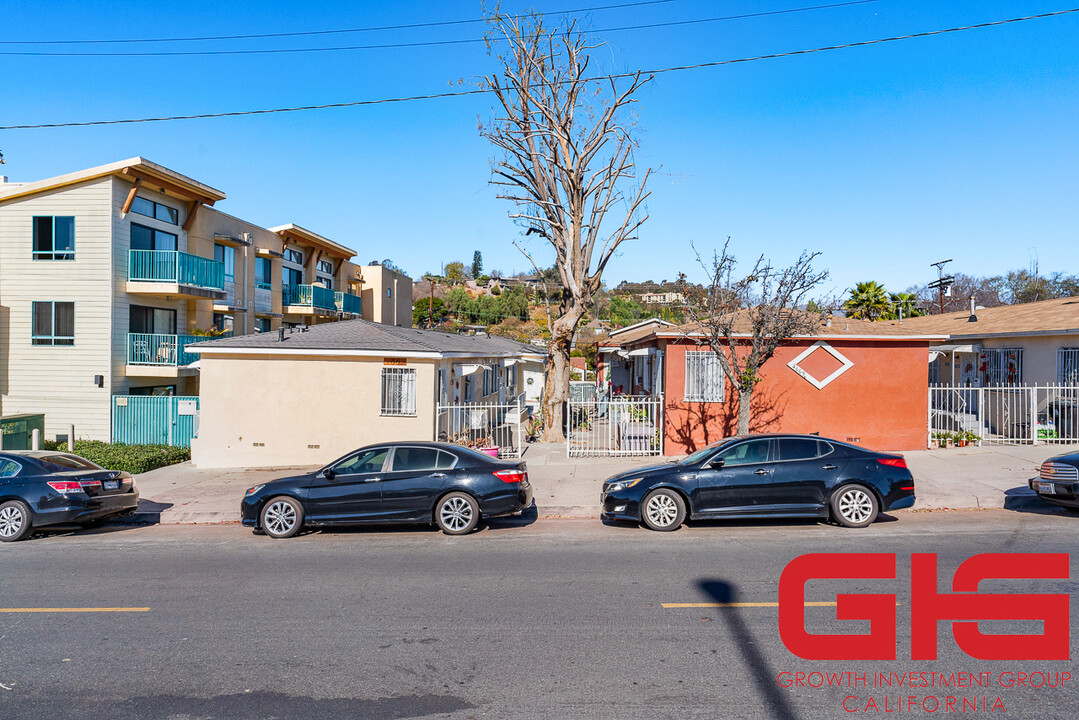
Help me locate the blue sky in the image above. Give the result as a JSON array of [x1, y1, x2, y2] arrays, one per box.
[[1, 1, 1076, 298]]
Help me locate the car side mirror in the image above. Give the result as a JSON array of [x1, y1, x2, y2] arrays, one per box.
[[709, 458, 725, 469], [323, 468, 337, 481]]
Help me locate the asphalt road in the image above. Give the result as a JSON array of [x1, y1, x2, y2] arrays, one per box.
[[1, 509, 1076, 720]]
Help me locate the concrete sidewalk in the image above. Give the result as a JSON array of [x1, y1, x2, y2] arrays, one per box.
[[126, 442, 1070, 525]]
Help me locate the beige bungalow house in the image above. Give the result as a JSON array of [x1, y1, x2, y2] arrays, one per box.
[[188, 320, 545, 468]]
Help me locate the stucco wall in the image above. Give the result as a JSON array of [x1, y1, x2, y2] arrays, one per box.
[[662, 338, 931, 454], [191, 354, 436, 468]]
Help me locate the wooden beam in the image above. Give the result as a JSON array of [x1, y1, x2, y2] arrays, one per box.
[[120, 177, 144, 215], [182, 201, 202, 232], [124, 169, 218, 206]]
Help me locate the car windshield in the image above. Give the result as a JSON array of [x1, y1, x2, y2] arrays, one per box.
[[37, 454, 101, 471], [679, 442, 728, 466]]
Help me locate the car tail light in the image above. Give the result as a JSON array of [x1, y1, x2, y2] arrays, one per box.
[[47, 480, 85, 494], [877, 457, 908, 469], [493, 469, 527, 484]]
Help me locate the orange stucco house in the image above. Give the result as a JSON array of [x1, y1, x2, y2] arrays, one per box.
[[597, 316, 946, 454]]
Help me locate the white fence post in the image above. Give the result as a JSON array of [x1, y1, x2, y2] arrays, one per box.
[[67, 424, 75, 452], [31, 428, 40, 451]]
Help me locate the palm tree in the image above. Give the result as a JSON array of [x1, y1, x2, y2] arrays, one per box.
[[888, 292, 925, 319], [844, 281, 890, 321]]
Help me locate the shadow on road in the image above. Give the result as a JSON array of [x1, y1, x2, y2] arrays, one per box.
[[1003, 485, 1076, 515], [696, 579, 801, 720]]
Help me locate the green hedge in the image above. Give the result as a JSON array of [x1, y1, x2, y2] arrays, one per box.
[[40, 440, 190, 474]]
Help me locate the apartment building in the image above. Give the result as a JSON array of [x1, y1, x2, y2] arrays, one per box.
[[0, 157, 411, 442]]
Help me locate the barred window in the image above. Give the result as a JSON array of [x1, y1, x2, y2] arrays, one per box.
[[979, 349, 1022, 385], [1059, 348, 1079, 385], [685, 350, 724, 402], [381, 367, 417, 416]]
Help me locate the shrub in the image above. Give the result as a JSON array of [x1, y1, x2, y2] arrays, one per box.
[[40, 440, 190, 474]]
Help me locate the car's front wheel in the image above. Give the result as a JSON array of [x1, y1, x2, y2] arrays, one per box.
[[261, 496, 304, 538], [641, 489, 686, 532], [0, 500, 33, 542], [831, 484, 878, 528], [435, 492, 480, 535]]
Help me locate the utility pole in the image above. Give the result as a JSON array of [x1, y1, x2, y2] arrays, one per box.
[[928, 259, 955, 315]]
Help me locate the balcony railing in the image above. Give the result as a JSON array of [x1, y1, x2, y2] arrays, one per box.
[[335, 291, 362, 315], [127, 333, 201, 367], [129, 250, 225, 290], [283, 284, 335, 311]]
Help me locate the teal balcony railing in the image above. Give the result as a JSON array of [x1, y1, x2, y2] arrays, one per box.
[[335, 291, 362, 315], [129, 250, 225, 291], [127, 333, 201, 366], [283, 284, 335, 310]]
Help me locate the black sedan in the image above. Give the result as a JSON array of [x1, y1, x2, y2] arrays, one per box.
[[0, 451, 140, 542], [242, 442, 533, 538], [1029, 452, 1079, 509], [601, 434, 915, 531]]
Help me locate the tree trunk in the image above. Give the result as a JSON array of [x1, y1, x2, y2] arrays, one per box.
[[540, 307, 585, 442], [737, 386, 753, 436]]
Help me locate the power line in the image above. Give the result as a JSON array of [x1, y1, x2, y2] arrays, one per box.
[[0, 1, 877, 57], [2, 8, 1075, 131], [0, 0, 676, 45]]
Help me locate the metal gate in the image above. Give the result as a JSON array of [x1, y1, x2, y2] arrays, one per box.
[[929, 384, 1078, 445], [112, 395, 199, 447], [566, 395, 664, 457], [436, 393, 527, 459]]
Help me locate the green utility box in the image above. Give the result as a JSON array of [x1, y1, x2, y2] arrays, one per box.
[[0, 413, 46, 450]]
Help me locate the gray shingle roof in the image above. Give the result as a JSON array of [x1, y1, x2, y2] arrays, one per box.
[[189, 319, 545, 357]]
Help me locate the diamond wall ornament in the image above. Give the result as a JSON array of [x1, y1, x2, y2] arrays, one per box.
[[787, 341, 854, 390]]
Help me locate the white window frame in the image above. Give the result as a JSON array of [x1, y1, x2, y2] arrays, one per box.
[[980, 348, 1023, 385], [380, 367, 417, 416], [1058, 348, 1079, 385], [684, 350, 725, 402]]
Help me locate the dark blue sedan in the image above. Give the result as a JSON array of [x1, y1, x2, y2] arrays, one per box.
[[242, 442, 533, 538], [0, 451, 140, 542], [601, 434, 916, 531]]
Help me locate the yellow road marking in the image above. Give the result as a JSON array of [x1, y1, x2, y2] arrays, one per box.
[[0, 607, 150, 613]]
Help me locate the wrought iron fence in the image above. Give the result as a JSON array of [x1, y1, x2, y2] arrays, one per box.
[[436, 393, 527, 459], [566, 395, 664, 457], [929, 384, 1079, 446]]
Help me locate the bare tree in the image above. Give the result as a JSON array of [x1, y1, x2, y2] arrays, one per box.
[[677, 240, 832, 435], [481, 13, 652, 441]]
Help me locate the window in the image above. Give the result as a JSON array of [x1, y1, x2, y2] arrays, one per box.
[[0, 460, 22, 478], [317, 260, 333, 274], [128, 385, 176, 396], [129, 305, 176, 335], [387, 288, 392, 298], [439, 368, 449, 404], [39, 454, 100, 470], [32, 216, 75, 260], [716, 439, 771, 466], [331, 447, 389, 475], [255, 258, 272, 290], [131, 196, 179, 224], [506, 364, 517, 391], [980, 349, 1023, 385], [212, 312, 234, 335], [282, 266, 303, 289], [214, 243, 236, 281], [32, 301, 74, 345], [1059, 349, 1079, 385], [391, 447, 442, 472], [776, 438, 822, 462], [284, 248, 303, 264], [685, 350, 724, 402], [381, 367, 417, 416], [130, 223, 177, 251], [255, 317, 271, 333]]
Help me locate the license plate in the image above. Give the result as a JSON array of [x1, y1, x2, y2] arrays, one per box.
[[103, 480, 119, 491], [1036, 482, 1056, 494]]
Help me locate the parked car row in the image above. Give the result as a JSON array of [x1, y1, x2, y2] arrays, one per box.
[[5, 432, 1073, 543]]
